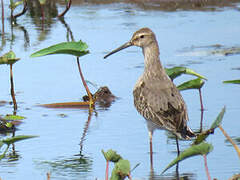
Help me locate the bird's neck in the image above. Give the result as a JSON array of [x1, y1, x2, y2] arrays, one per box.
[[142, 42, 164, 76]]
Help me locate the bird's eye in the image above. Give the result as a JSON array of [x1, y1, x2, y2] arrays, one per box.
[[140, 35, 145, 39]]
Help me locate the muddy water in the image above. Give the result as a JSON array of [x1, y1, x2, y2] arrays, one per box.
[[0, 1, 240, 180]]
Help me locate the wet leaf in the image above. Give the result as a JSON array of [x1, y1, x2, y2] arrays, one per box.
[[2, 135, 38, 146], [193, 106, 225, 145], [102, 149, 122, 163], [3, 114, 26, 121], [223, 79, 240, 84], [162, 142, 213, 174], [165, 67, 207, 80], [0, 51, 20, 65], [30, 40, 89, 58], [177, 78, 205, 91]]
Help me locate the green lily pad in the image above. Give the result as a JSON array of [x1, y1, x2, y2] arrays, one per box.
[[177, 78, 205, 91], [165, 67, 207, 80], [223, 79, 240, 84], [3, 114, 26, 121], [102, 149, 122, 163], [2, 135, 38, 146], [0, 51, 20, 65], [162, 142, 213, 174], [30, 40, 89, 58]]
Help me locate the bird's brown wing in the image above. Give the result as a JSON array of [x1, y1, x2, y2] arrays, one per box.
[[133, 77, 188, 135]]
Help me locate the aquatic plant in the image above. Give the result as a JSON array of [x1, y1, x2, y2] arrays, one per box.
[[162, 107, 226, 179], [1, 0, 4, 34], [0, 135, 38, 160], [223, 79, 240, 84], [0, 50, 20, 111], [102, 149, 131, 180], [9, 0, 27, 21], [58, 0, 72, 18], [30, 40, 95, 108]]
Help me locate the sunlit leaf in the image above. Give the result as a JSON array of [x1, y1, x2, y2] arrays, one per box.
[[115, 159, 130, 177], [162, 142, 213, 174], [0, 51, 20, 65], [110, 159, 130, 180], [102, 149, 122, 163], [177, 78, 205, 91], [3, 114, 26, 121], [2, 135, 38, 146], [193, 129, 214, 145], [193, 106, 226, 145], [38, 0, 46, 5], [30, 41, 89, 58], [223, 79, 240, 84], [165, 67, 207, 80], [210, 106, 225, 129]]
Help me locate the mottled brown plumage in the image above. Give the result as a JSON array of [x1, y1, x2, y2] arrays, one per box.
[[104, 27, 194, 165]]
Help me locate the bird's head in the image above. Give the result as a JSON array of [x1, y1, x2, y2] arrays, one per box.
[[104, 27, 156, 59]]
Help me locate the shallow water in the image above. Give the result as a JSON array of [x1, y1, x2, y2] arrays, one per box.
[[0, 1, 240, 180]]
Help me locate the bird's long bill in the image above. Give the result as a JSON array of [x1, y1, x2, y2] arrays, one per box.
[[104, 41, 132, 59]]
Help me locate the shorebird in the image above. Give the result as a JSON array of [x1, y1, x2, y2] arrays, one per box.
[[104, 27, 195, 166]]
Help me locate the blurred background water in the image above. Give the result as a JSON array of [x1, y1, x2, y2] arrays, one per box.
[[0, 0, 240, 179]]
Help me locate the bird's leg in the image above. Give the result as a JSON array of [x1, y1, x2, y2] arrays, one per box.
[[149, 131, 153, 170], [175, 136, 180, 156]]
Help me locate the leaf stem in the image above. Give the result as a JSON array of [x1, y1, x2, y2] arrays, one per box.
[[1, 0, 4, 34], [199, 88, 204, 111], [105, 160, 109, 180], [203, 154, 211, 180], [76, 57, 94, 108], [10, 64, 17, 112], [218, 125, 240, 159]]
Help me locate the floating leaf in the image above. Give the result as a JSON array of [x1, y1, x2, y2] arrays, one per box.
[[165, 67, 207, 80], [162, 142, 213, 174], [223, 79, 240, 84], [177, 78, 205, 91], [2, 135, 38, 146], [102, 149, 122, 163], [30, 41, 89, 58], [3, 114, 26, 121], [0, 51, 20, 65], [193, 106, 225, 145]]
